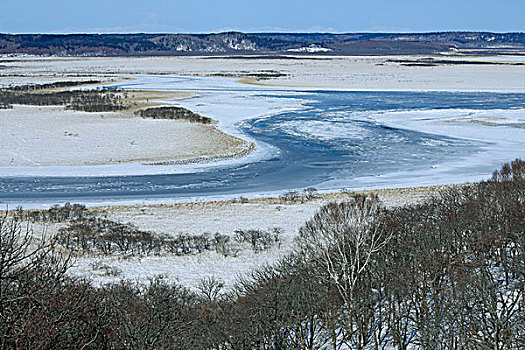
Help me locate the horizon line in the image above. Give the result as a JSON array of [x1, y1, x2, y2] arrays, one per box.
[[2, 30, 524, 36]]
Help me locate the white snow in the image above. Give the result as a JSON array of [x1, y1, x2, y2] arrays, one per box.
[[0, 105, 248, 171], [2, 55, 524, 91], [288, 46, 332, 53]]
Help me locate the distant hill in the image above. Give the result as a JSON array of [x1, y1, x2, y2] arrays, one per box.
[[0, 32, 524, 56]]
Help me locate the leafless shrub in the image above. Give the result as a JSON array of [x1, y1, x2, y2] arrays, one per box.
[[136, 106, 212, 124], [231, 196, 249, 204], [90, 261, 122, 277], [57, 217, 163, 256], [58, 215, 278, 257], [234, 227, 282, 251], [197, 277, 224, 302], [491, 158, 525, 182], [280, 189, 300, 203], [214, 232, 239, 257], [0, 84, 127, 112], [303, 187, 318, 200], [24, 202, 91, 223]]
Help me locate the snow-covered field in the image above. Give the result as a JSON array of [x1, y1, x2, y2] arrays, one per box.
[[2, 55, 524, 91], [61, 186, 441, 289], [0, 105, 248, 169], [70, 200, 320, 288]]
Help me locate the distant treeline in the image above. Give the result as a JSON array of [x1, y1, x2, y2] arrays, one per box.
[[0, 32, 524, 56], [1, 159, 524, 349], [20, 203, 281, 257], [57, 217, 281, 257], [0, 82, 127, 112], [136, 106, 212, 124], [0, 82, 217, 121], [5, 80, 102, 91]]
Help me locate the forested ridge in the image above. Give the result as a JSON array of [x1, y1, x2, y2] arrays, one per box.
[[0, 32, 524, 56]]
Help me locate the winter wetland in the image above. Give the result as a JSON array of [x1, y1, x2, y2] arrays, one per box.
[[1, 36, 525, 348], [2, 70, 525, 205]]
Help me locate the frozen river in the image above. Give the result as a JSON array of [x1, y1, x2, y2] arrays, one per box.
[[1, 76, 525, 207]]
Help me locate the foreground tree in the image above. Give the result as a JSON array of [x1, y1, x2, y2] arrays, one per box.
[[297, 194, 392, 349], [0, 212, 80, 347]]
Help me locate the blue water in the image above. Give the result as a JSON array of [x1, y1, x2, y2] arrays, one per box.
[[1, 90, 524, 206]]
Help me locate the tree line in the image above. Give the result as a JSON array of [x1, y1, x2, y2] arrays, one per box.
[[0, 82, 219, 121], [0, 85, 127, 112], [19, 203, 283, 257], [4, 81, 102, 92], [1, 159, 524, 349], [136, 106, 213, 124], [56, 217, 282, 257]]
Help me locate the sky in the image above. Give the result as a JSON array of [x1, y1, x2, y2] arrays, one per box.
[[1, 0, 524, 34]]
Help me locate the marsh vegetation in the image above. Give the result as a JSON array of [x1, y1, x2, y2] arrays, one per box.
[[136, 106, 212, 124], [0, 82, 127, 112]]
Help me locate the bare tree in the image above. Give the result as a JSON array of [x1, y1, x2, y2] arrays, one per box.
[[296, 194, 392, 348], [0, 211, 72, 348], [197, 276, 224, 303]]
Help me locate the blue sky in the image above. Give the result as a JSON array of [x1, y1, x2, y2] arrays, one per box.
[[1, 0, 523, 33]]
